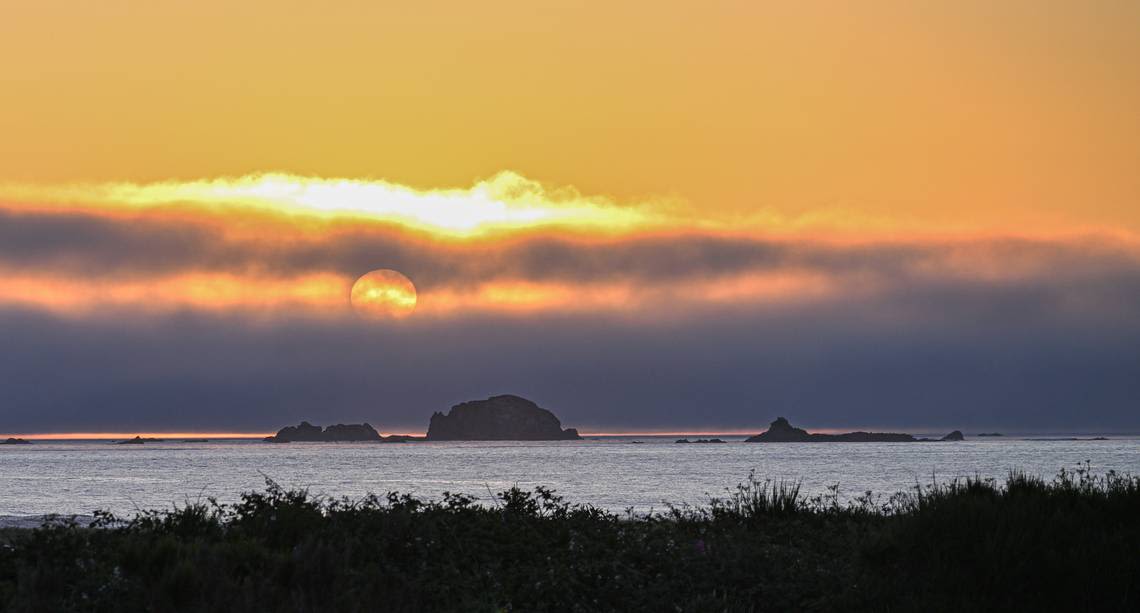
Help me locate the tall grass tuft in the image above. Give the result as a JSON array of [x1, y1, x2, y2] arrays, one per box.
[[708, 470, 804, 519]]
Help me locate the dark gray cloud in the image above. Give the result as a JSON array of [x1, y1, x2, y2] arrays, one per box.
[[3, 207, 1138, 295], [0, 208, 799, 285], [0, 209, 231, 274], [2, 264, 1139, 434]]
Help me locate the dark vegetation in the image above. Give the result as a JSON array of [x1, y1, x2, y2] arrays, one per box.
[[2, 464, 1137, 612]]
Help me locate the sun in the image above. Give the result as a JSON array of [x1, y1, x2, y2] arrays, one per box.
[[350, 269, 417, 319]]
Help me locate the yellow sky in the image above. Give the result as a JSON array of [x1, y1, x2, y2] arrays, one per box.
[[3, 0, 1139, 234]]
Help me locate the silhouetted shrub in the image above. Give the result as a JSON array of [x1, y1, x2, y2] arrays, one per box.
[[1, 466, 1137, 611]]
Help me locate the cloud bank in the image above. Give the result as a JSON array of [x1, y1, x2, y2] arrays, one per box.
[[2, 173, 1139, 433]]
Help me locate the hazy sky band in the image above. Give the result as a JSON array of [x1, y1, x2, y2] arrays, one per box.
[[2, 173, 1139, 433], [3, 292, 1137, 434]]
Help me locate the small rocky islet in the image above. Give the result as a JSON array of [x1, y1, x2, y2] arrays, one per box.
[[115, 436, 164, 445], [260, 399, 969, 445], [426, 394, 581, 441], [265, 394, 580, 443], [745, 417, 964, 443], [264, 422, 418, 443]]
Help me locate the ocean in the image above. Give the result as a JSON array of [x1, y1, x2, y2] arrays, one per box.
[[2, 435, 1138, 525]]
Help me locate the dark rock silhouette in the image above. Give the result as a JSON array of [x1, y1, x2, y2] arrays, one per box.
[[746, 417, 962, 443], [977, 432, 1004, 437], [2, 437, 31, 445], [676, 438, 727, 444], [426, 395, 581, 441], [265, 422, 384, 443], [116, 436, 163, 445], [266, 421, 324, 442], [745, 417, 822, 442], [378, 434, 421, 443], [324, 423, 383, 441]]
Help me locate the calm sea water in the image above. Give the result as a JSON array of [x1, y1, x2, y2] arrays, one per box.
[[2, 436, 1138, 524]]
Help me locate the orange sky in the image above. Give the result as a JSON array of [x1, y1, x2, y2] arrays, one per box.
[[2, 1, 1139, 234]]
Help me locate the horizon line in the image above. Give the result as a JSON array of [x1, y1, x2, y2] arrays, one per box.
[[3, 429, 759, 440], [6, 427, 1135, 441], [3, 428, 773, 440]]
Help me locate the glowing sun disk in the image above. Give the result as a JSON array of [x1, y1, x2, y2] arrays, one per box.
[[350, 269, 417, 319]]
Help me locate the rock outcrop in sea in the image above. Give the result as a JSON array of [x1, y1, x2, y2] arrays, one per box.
[[745, 417, 963, 443], [426, 395, 581, 441], [266, 422, 383, 443], [115, 436, 163, 445], [2, 437, 31, 445]]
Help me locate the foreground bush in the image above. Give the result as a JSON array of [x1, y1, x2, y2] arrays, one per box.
[[2, 466, 1137, 611]]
